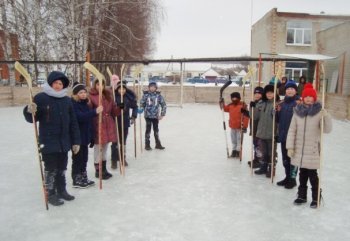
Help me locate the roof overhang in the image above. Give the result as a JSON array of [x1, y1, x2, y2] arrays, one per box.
[[277, 53, 336, 61]]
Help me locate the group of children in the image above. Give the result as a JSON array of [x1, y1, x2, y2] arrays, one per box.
[[24, 71, 167, 206], [221, 78, 332, 208]]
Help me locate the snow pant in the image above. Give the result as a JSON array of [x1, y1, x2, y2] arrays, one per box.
[[230, 128, 241, 151], [42, 152, 68, 196], [281, 141, 298, 178], [145, 118, 161, 146], [71, 145, 88, 178], [111, 128, 129, 161], [93, 144, 109, 164], [298, 168, 319, 201], [259, 139, 277, 170]]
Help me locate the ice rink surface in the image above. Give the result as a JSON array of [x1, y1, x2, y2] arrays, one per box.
[[1, 104, 349, 241]]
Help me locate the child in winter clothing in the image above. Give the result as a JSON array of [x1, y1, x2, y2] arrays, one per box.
[[71, 82, 103, 188], [140, 81, 167, 150], [23, 71, 80, 206], [220, 92, 249, 158], [278, 76, 287, 97], [297, 76, 306, 96], [286, 83, 332, 208], [276, 80, 300, 189], [254, 84, 279, 177], [110, 82, 138, 169], [248, 86, 264, 168], [89, 78, 120, 179]]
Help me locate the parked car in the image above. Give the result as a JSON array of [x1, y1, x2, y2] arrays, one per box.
[[149, 76, 168, 83], [187, 76, 209, 84]]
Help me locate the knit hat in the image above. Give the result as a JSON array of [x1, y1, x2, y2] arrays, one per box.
[[264, 84, 275, 94], [47, 71, 70, 88], [302, 83, 317, 101], [254, 86, 264, 95], [116, 82, 127, 91], [230, 92, 241, 99], [111, 74, 120, 88], [285, 80, 298, 92], [149, 81, 158, 88], [72, 81, 86, 95]]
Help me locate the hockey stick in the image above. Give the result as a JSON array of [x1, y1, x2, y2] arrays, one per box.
[[120, 64, 126, 176], [107, 66, 123, 172], [270, 63, 283, 183], [250, 68, 256, 176], [318, 63, 326, 208], [220, 76, 232, 158], [133, 65, 143, 159], [239, 66, 255, 162], [83, 62, 104, 189], [15, 61, 49, 210]]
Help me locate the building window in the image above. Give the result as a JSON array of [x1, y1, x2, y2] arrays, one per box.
[[286, 21, 312, 46], [285, 62, 308, 81]]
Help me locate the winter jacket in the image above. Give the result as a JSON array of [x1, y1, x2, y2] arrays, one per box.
[[140, 91, 167, 119], [297, 83, 305, 96], [223, 102, 249, 129], [23, 93, 80, 154], [276, 95, 299, 143], [255, 99, 277, 140], [89, 88, 120, 144], [115, 88, 138, 129], [286, 102, 332, 169], [249, 99, 263, 137], [71, 98, 97, 146], [278, 83, 286, 96]]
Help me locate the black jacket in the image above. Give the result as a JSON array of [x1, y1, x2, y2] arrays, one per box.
[[23, 93, 81, 154]]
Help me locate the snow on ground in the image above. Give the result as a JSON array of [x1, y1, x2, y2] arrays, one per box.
[[0, 104, 349, 241]]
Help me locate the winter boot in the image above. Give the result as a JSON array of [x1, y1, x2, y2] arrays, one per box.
[[123, 145, 128, 166], [73, 174, 88, 188], [254, 163, 267, 175], [154, 132, 165, 150], [294, 186, 307, 205], [230, 150, 236, 158], [285, 178, 297, 189], [236, 151, 241, 158], [310, 188, 322, 209], [277, 177, 288, 186], [111, 160, 118, 169], [95, 163, 111, 180], [45, 170, 64, 206], [248, 159, 260, 168], [81, 171, 95, 187], [265, 164, 275, 178], [102, 160, 113, 179], [56, 171, 75, 201], [145, 143, 152, 151]]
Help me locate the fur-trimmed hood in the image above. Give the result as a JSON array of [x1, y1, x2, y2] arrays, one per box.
[[294, 102, 322, 117]]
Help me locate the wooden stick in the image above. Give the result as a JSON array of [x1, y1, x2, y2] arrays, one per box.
[[120, 64, 126, 176], [250, 68, 255, 176], [15, 61, 49, 210]]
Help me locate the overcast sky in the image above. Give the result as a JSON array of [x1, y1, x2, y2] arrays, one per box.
[[154, 0, 350, 59]]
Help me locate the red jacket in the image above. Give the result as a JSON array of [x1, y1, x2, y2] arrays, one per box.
[[223, 102, 249, 129], [89, 89, 120, 144]]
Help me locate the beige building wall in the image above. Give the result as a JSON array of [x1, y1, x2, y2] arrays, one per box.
[[251, 8, 350, 84]]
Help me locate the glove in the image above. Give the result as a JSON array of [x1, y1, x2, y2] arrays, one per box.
[[287, 149, 294, 158], [118, 102, 125, 109], [242, 128, 247, 133], [89, 140, 94, 148], [137, 108, 144, 114], [72, 145, 80, 155], [249, 101, 256, 108], [274, 136, 280, 143], [241, 108, 245, 113], [27, 103, 37, 114]]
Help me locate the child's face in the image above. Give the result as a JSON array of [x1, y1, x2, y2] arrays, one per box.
[[118, 88, 126, 95], [51, 80, 63, 92], [149, 86, 157, 92], [266, 91, 274, 100], [96, 82, 104, 91], [303, 96, 315, 105], [231, 97, 240, 104], [254, 93, 262, 101], [285, 87, 296, 97], [77, 89, 87, 100]]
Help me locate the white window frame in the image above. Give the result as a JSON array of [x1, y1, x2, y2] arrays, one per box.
[[286, 21, 312, 46], [285, 68, 308, 81]]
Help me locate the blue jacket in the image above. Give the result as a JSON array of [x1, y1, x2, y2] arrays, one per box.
[[140, 91, 167, 119], [71, 99, 96, 146], [115, 89, 138, 128], [23, 93, 81, 154], [277, 95, 299, 143]]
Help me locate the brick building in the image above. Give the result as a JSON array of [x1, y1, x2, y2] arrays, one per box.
[[0, 30, 20, 84]]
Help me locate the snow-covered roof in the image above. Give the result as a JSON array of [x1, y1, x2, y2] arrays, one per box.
[[202, 68, 221, 77], [237, 70, 247, 76]]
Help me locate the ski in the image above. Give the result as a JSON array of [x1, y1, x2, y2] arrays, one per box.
[[14, 61, 49, 210]]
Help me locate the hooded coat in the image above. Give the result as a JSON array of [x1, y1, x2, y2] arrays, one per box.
[[286, 102, 332, 169]]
